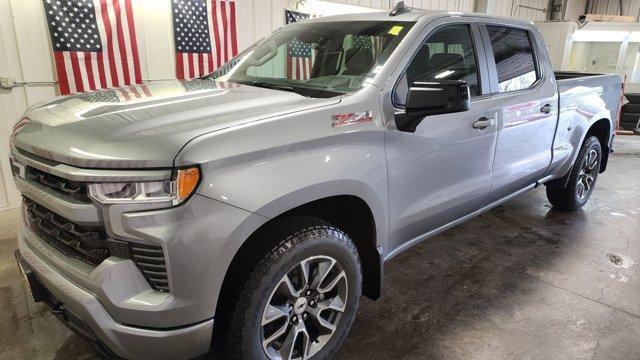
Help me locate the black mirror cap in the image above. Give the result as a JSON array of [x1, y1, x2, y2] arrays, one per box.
[[395, 80, 470, 133], [405, 80, 470, 117]]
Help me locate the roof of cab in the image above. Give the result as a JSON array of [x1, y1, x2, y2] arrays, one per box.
[[310, 9, 425, 22], [306, 8, 534, 27]]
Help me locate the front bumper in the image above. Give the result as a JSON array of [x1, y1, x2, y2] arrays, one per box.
[[16, 236, 214, 360], [10, 148, 271, 358]]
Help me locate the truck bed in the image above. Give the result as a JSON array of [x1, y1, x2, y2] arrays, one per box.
[[550, 71, 622, 177], [554, 71, 606, 81]]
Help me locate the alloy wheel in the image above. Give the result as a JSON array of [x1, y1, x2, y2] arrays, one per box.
[[576, 149, 599, 200], [261, 255, 348, 360]]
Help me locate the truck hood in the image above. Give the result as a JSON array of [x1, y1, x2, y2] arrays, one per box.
[[13, 80, 338, 168]]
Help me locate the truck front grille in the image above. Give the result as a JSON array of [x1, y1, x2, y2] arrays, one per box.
[[131, 244, 169, 292], [24, 197, 170, 292], [27, 167, 89, 202], [25, 197, 109, 265]]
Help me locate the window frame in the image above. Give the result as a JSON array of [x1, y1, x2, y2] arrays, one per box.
[[480, 23, 543, 95], [391, 21, 489, 109]]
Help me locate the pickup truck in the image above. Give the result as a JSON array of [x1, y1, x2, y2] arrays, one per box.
[[10, 5, 622, 360]]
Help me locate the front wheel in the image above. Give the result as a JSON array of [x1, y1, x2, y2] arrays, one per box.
[[546, 136, 602, 211], [214, 216, 362, 360]]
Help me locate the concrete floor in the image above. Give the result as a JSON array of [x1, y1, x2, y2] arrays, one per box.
[[1, 137, 639, 360]]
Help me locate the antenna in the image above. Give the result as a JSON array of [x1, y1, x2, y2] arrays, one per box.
[[389, 1, 411, 16]]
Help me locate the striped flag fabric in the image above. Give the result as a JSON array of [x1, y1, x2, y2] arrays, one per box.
[[43, 0, 142, 95], [285, 10, 314, 80], [182, 79, 239, 92], [77, 84, 151, 103], [353, 35, 385, 62], [172, 0, 238, 80]]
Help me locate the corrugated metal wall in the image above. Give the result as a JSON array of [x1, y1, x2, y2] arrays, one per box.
[[336, 0, 546, 19], [398, 0, 475, 12], [587, 0, 640, 20], [481, 0, 548, 21], [325, 0, 474, 11]]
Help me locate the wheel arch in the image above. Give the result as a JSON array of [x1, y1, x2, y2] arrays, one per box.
[[548, 117, 611, 189], [584, 117, 611, 173], [214, 193, 384, 333]]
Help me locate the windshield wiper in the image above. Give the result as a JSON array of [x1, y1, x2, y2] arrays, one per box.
[[233, 80, 342, 98], [245, 81, 294, 91]]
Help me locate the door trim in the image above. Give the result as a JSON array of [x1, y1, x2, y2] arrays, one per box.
[[384, 182, 536, 261]]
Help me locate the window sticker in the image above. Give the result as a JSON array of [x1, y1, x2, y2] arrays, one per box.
[[388, 25, 404, 36]]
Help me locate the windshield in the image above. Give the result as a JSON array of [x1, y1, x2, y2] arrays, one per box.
[[207, 21, 414, 98]]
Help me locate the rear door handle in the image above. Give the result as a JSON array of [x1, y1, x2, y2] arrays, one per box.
[[540, 104, 552, 114], [473, 117, 495, 130]]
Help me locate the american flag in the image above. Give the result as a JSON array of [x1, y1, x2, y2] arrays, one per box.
[[172, 0, 238, 80], [353, 35, 385, 62], [285, 10, 314, 80], [77, 84, 151, 102], [43, 0, 142, 95], [181, 78, 239, 92]]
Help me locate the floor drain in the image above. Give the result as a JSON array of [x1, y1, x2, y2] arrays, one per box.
[[607, 253, 634, 268]]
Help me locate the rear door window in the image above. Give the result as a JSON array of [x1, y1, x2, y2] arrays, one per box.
[[486, 26, 539, 92]]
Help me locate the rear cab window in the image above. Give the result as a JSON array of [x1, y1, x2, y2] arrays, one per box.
[[485, 25, 540, 93]]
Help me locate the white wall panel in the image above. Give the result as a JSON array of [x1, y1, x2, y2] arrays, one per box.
[[0, 0, 291, 210], [324, 0, 388, 9], [236, 0, 288, 51], [0, 0, 51, 209], [535, 21, 575, 70], [564, 0, 587, 21], [134, 0, 176, 80]]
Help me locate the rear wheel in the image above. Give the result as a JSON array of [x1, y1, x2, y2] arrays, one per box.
[[213, 216, 362, 360], [546, 136, 602, 211]]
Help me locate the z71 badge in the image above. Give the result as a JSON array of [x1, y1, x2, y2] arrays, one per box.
[[331, 111, 373, 127]]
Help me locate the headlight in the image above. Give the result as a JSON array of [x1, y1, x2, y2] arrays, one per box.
[[88, 166, 201, 205]]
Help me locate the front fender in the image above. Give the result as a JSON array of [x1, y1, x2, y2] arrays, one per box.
[[176, 86, 389, 250], [192, 135, 390, 251]]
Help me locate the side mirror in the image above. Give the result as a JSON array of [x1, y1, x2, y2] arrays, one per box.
[[396, 80, 471, 132]]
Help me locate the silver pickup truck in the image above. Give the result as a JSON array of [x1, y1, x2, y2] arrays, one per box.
[[10, 6, 622, 360]]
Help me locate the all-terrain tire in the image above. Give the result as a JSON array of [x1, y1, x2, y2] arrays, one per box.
[[546, 136, 602, 211], [212, 216, 362, 360]]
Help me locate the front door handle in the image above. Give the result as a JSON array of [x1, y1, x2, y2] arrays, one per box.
[[540, 104, 552, 114], [473, 117, 495, 130]]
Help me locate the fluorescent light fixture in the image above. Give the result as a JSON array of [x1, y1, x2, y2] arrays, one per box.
[[434, 70, 455, 79], [572, 30, 629, 42], [630, 32, 640, 42]]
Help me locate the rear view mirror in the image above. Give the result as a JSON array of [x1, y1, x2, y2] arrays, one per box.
[[246, 41, 278, 66], [395, 80, 470, 132]]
